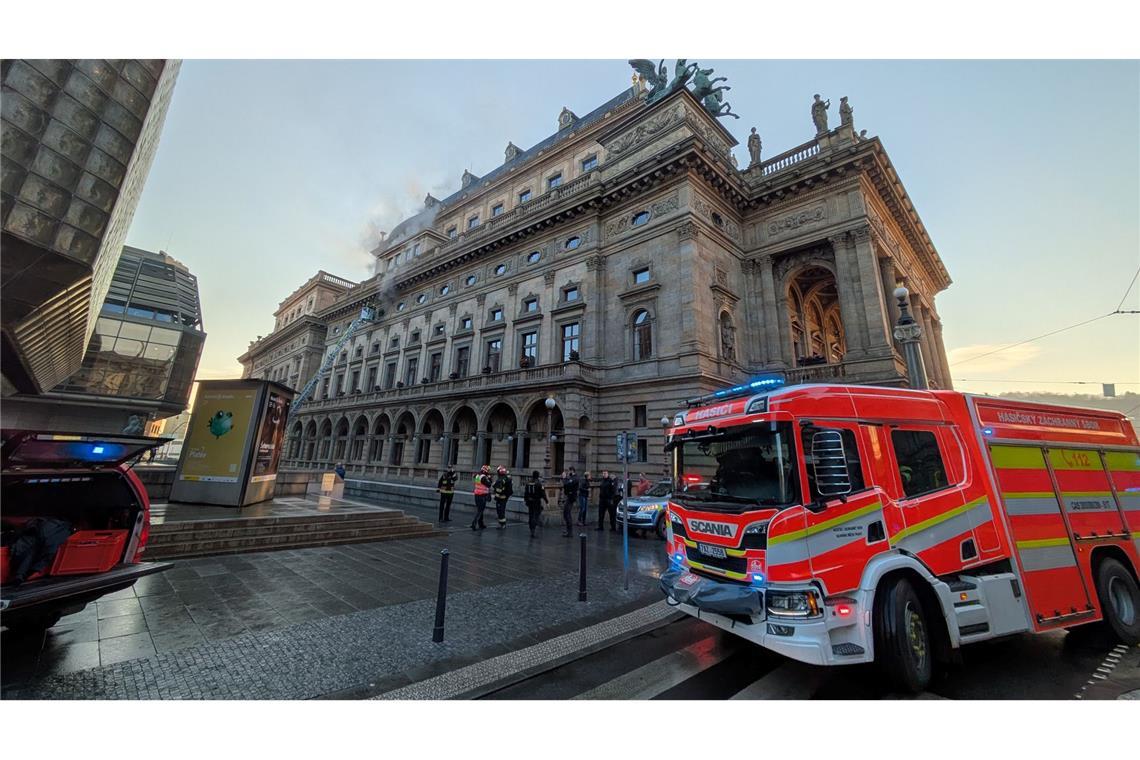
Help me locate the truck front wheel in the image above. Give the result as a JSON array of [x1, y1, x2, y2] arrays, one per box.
[[1094, 558, 1140, 645], [873, 576, 932, 693]]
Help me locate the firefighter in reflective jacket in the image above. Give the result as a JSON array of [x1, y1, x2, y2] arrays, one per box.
[[471, 465, 493, 531], [437, 466, 458, 523], [492, 466, 514, 529]]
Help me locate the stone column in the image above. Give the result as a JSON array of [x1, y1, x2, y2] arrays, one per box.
[[828, 233, 871, 359], [879, 256, 901, 332], [513, 430, 527, 471], [476, 432, 489, 467], [917, 302, 942, 389], [542, 271, 556, 365], [676, 222, 702, 353], [931, 316, 953, 390], [758, 256, 789, 368], [851, 228, 893, 356], [742, 259, 768, 366]]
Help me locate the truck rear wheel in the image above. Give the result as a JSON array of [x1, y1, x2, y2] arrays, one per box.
[[873, 576, 932, 693], [1095, 558, 1140, 645]]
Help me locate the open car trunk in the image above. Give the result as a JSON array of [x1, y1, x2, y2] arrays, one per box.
[[1, 432, 171, 620]]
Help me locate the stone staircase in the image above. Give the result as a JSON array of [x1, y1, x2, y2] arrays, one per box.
[[145, 509, 442, 560]]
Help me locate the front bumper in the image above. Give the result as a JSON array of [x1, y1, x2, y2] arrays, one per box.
[[616, 508, 660, 527], [659, 567, 872, 666]]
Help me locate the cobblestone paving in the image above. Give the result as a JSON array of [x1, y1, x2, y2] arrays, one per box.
[[6, 566, 661, 700], [2, 497, 667, 698]]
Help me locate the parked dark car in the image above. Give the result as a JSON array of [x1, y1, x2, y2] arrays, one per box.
[[1, 431, 171, 635]]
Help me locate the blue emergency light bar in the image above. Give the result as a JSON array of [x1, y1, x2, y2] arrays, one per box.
[[685, 373, 787, 408]]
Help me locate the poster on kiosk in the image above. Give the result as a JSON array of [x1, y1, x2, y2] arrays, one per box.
[[171, 379, 294, 507]]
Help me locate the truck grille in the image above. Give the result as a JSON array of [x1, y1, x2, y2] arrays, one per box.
[[685, 545, 747, 577]]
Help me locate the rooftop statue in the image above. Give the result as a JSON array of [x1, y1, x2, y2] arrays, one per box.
[[812, 94, 830, 134], [690, 66, 729, 103], [839, 96, 854, 128], [704, 88, 739, 120], [668, 58, 700, 92], [628, 59, 669, 102], [747, 127, 762, 166]]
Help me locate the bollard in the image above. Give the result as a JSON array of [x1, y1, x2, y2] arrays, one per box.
[[578, 533, 587, 602], [432, 549, 450, 643]]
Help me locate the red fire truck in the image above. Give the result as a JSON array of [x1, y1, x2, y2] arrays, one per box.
[[660, 378, 1140, 691]]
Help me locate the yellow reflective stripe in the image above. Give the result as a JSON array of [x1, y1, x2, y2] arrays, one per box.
[[726, 548, 747, 557], [1016, 537, 1071, 550], [1059, 491, 1114, 498], [1105, 451, 1140, 472], [1003, 491, 1056, 499], [682, 538, 697, 548], [891, 496, 987, 546], [47, 434, 83, 441], [687, 559, 748, 581], [768, 501, 883, 546], [990, 446, 1046, 470]]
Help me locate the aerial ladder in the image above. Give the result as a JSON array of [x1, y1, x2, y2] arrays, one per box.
[[287, 301, 382, 425]]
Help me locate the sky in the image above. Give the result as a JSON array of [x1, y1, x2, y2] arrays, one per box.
[[124, 59, 1140, 398]]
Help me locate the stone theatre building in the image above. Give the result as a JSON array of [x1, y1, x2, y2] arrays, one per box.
[[272, 73, 953, 484]]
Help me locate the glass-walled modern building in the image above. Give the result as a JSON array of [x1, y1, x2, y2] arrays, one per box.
[[56, 246, 204, 412], [2, 245, 204, 434]]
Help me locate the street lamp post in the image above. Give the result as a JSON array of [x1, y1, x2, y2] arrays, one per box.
[[892, 286, 928, 390], [544, 397, 557, 479], [660, 416, 672, 481]]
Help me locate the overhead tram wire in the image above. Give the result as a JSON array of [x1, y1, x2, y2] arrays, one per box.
[[950, 266, 1140, 369]]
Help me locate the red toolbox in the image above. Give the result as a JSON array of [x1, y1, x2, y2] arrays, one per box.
[[50, 530, 128, 575]]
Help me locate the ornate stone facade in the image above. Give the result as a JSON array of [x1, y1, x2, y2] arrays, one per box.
[[268, 82, 953, 486], [238, 271, 356, 390]]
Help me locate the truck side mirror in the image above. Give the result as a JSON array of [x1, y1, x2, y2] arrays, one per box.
[[811, 430, 853, 498]]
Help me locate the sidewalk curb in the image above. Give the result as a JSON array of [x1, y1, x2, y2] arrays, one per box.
[[374, 601, 683, 700]]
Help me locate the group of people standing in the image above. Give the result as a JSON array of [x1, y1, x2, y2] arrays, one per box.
[[559, 468, 623, 534], [435, 465, 651, 539]]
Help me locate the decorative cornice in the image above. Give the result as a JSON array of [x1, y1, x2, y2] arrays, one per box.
[[676, 220, 700, 241]]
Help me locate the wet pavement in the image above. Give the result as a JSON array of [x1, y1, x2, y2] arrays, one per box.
[[148, 491, 397, 524], [2, 496, 669, 698], [486, 615, 1135, 700]]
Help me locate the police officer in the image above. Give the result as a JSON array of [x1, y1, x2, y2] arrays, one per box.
[[437, 465, 458, 523], [523, 471, 549, 538], [471, 465, 493, 531], [492, 466, 514, 529], [596, 470, 618, 532]]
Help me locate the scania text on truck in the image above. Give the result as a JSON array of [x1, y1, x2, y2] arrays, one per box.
[[659, 379, 1140, 691]]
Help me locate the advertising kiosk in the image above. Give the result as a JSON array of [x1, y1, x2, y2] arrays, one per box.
[[171, 379, 294, 507]]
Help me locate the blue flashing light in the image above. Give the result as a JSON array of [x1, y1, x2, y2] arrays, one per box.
[[672, 553, 684, 566], [982, 427, 994, 436], [688, 373, 788, 408], [751, 573, 766, 586], [92, 446, 105, 455]]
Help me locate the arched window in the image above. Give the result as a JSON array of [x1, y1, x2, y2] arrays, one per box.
[[632, 309, 653, 361]]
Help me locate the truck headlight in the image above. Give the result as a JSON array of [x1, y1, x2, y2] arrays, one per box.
[[766, 589, 822, 618], [743, 520, 769, 550]]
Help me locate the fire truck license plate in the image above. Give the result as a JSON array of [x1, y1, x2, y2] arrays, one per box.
[[698, 543, 727, 559]]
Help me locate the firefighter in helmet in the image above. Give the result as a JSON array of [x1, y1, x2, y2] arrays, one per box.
[[471, 464, 493, 531], [492, 465, 514, 529]]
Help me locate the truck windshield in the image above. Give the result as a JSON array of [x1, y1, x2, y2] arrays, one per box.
[[670, 422, 799, 512]]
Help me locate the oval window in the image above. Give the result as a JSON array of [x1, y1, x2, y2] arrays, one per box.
[[397, 302, 406, 311], [527, 251, 541, 264], [564, 236, 581, 250], [465, 275, 477, 286], [417, 294, 427, 304], [632, 211, 650, 227], [711, 212, 723, 227], [440, 285, 450, 296], [495, 264, 507, 275]]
